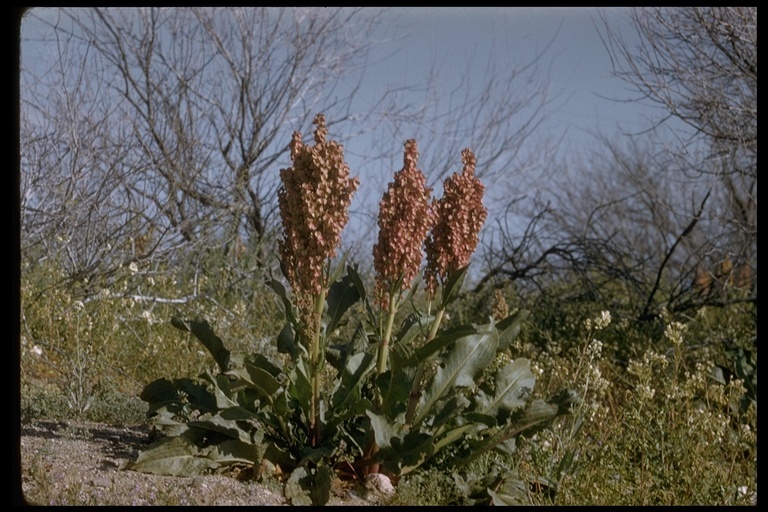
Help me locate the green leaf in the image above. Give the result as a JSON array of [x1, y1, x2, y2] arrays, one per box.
[[140, 378, 179, 405], [170, 317, 231, 373], [380, 349, 419, 414], [331, 352, 375, 410], [124, 436, 219, 476], [431, 395, 471, 430], [287, 355, 313, 423], [440, 265, 469, 309], [226, 361, 283, 402], [199, 372, 239, 410], [397, 271, 423, 309], [326, 322, 369, 373], [487, 476, 529, 505], [325, 273, 361, 336], [478, 358, 535, 416], [505, 399, 561, 436], [414, 324, 478, 362], [347, 264, 378, 328], [415, 328, 498, 427], [394, 311, 434, 348], [205, 438, 264, 466], [277, 322, 296, 356], [495, 310, 529, 351], [366, 410, 403, 450], [140, 377, 217, 416], [285, 466, 333, 506], [270, 277, 297, 324], [387, 430, 437, 476], [327, 249, 350, 286], [297, 445, 335, 467], [188, 414, 261, 445], [148, 411, 190, 437]]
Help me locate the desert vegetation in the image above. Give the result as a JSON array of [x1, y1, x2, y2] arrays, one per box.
[[19, 6, 755, 506]]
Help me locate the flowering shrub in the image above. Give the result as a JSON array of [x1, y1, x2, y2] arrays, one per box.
[[128, 115, 577, 505]]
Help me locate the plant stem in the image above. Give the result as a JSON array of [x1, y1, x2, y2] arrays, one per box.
[[426, 307, 445, 342], [310, 287, 327, 447], [404, 305, 446, 426], [376, 295, 398, 376]]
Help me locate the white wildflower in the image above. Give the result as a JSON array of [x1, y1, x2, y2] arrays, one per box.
[[637, 383, 655, 401], [587, 339, 603, 360], [129, 262, 139, 275], [31, 345, 43, 356], [664, 321, 686, 347], [595, 310, 611, 330]]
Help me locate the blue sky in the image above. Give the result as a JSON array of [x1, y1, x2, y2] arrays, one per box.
[[333, 7, 660, 248], [20, 7, 667, 264], [20, 7, 650, 171], [364, 7, 648, 154]]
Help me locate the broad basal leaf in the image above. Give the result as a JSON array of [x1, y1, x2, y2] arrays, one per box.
[[170, 317, 231, 373], [414, 327, 498, 427], [124, 436, 218, 476], [331, 351, 375, 410], [285, 466, 333, 506], [476, 358, 535, 417]]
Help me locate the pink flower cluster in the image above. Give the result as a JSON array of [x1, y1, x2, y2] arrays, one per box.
[[373, 140, 434, 309], [424, 148, 487, 299], [278, 114, 360, 297]]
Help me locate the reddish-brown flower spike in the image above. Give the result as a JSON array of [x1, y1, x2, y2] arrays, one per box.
[[373, 139, 434, 309], [424, 147, 487, 299], [278, 114, 359, 299]]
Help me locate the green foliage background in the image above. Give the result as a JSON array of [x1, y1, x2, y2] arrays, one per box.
[[19, 241, 756, 505]]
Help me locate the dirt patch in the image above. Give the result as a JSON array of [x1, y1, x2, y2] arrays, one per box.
[[18, 419, 378, 506]]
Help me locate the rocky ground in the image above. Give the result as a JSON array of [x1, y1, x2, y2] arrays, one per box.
[[18, 419, 385, 506]]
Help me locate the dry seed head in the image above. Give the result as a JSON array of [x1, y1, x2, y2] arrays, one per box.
[[424, 148, 487, 298], [373, 139, 434, 309], [278, 114, 359, 298]]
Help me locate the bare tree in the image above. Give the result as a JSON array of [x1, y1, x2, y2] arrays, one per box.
[[21, 7, 390, 301], [599, 7, 757, 296], [475, 7, 756, 321], [21, 7, 560, 315]]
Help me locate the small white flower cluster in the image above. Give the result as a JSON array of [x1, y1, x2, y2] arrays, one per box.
[[586, 338, 603, 361], [636, 383, 656, 401], [530, 360, 544, 378], [129, 261, 139, 275], [584, 310, 612, 331], [664, 321, 687, 347], [595, 310, 611, 330]]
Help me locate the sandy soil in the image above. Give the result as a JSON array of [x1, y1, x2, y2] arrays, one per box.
[[18, 419, 380, 506]]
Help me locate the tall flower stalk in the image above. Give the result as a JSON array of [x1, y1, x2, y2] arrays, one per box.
[[277, 113, 359, 446], [405, 148, 488, 425], [372, 139, 434, 376], [424, 147, 487, 333]]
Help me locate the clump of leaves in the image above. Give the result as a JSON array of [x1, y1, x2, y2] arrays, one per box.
[[127, 265, 577, 504], [126, 117, 577, 505]]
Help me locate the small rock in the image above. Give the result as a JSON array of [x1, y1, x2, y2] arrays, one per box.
[[364, 473, 394, 497]]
